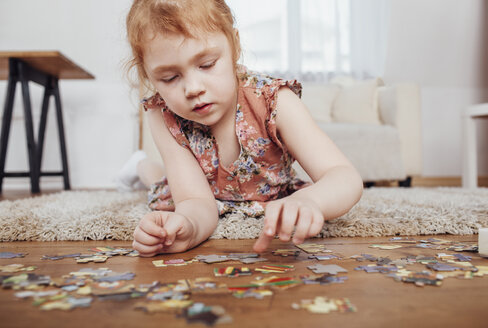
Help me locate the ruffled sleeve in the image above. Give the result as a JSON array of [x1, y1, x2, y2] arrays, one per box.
[[141, 93, 190, 148], [262, 78, 302, 150]]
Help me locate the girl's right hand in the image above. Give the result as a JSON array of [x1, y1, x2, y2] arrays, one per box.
[[132, 211, 195, 256]]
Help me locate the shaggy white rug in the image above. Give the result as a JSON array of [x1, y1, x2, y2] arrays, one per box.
[[1, 187, 487, 241]]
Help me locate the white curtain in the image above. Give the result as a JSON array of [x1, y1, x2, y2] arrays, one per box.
[[227, 0, 390, 81]]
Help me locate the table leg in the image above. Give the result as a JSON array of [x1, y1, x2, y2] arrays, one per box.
[[0, 72, 17, 193], [18, 63, 40, 193], [36, 84, 51, 181], [462, 114, 477, 188], [53, 79, 70, 190]]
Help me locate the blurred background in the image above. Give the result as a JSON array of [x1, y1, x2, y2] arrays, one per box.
[[0, 0, 487, 190]]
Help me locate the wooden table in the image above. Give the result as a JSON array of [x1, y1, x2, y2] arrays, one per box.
[[0, 51, 94, 193], [462, 103, 488, 188]]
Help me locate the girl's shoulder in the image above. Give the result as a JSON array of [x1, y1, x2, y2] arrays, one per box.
[[141, 92, 166, 111], [237, 65, 302, 99]]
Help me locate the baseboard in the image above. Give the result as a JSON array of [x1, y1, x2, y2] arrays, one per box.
[[2, 177, 64, 191], [367, 176, 488, 187], [411, 176, 488, 187]]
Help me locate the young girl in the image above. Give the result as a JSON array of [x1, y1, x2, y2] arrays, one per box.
[[125, 0, 363, 257]]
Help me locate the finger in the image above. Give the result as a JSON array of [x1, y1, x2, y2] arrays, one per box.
[[279, 201, 298, 241], [139, 213, 167, 239], [253, 230, 274, 253], [133, 226, 163, 246], [293, 207, 313, 245], [132, 240, 162, 257], [161, 215, 184, 247], [262, 202, 283, 238], [307, 210, 325, 237]]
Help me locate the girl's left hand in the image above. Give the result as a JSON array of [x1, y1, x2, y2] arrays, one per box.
[[253, 196, 325, 253]]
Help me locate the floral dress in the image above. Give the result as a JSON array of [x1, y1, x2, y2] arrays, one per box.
[[141, 67, 310, 218]]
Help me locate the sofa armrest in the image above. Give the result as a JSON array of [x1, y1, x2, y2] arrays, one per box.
[[378, 84, 423, 176]]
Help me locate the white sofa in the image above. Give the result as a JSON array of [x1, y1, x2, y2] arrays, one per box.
[[295, 77, 422, 186]]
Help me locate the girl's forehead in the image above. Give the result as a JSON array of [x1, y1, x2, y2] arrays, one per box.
[[148, 31, 226, 51], [143, 31, 230, 71], [144, 30, 228, 56]]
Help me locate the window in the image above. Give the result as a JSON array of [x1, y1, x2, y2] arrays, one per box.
[[227, 0, 389, 81]]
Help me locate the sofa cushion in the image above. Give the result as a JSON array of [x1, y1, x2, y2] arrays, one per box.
[[316, 122, 406, 181], [331, 78, 383, 125], [301, 83, 340, 123]]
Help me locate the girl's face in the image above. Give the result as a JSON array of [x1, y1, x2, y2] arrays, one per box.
[[143, 31, 238, 128]]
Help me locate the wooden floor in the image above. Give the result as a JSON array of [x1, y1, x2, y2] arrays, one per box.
[[0, 190, 487, 328]]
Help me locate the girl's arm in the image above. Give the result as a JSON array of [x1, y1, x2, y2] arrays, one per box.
[[133, 108, 219, 255], [253, 87, 363, 252]]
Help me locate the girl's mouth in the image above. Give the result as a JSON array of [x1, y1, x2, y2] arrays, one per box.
[[193, 103, 212, 113]]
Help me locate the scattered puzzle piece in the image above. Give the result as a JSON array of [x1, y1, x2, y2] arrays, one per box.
[[295, 243, 331, 254], [369, 244, 403, 250], [0, 264, 36, 273], [76, 255, 109, 263], [292, 296, 357, 314], [182, 302, 233, 326], [254, 264, 294, 274], [0, 252, 26, 259], [307, 264, 347, 275], [152, 259, 196, 267], [301, 274, 348, 285], [214, 266, 252, 278], [272, 249, 300, 257]]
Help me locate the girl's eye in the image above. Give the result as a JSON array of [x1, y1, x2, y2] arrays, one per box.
[[161, 75, 177, 83], [200, 60, 216, 69]]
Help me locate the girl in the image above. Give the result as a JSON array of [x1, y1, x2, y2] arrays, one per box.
[[125, 0, 363, 257]]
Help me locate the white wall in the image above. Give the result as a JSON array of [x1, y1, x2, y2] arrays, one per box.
[[384, 0, 488, 176], [0, 0, 140, 189]]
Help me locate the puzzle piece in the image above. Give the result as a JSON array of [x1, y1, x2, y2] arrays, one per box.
[[1, 273, 51, 289], [355, 264, 398, 274], [292, 296, 357, 314], [295, 243, 331, 254], [195, 254, 229, 264], [214, 266, 252, 278], [0, 252, 26, 259], [369, 244, 403, 250], [239, 257, 268, 264], [473, 266, 488, 277], [182, 303, 233, 326], [426, 263, 462, 272], [95, 272, 136, 282], [389, 237, 417, 243], [0, 264, 36, 273], [307, 264, 347, 275], [250, 276, 302, 289], [272, 249, 300, 257], [389, 270, 443, 287], [301, 274, 348, 285], [39, 296, 92, 311], [76, 255, 108, 263], [152, 259, 196, 267], [254, 264, 294, 274], [230, 287, 272, 299], [308, 254, 339, 260]]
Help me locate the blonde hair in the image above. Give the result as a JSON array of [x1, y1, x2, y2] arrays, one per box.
[[126, 0, 241, 90]]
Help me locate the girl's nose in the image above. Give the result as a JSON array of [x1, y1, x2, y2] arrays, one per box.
[[184, 75, 205, 98]]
